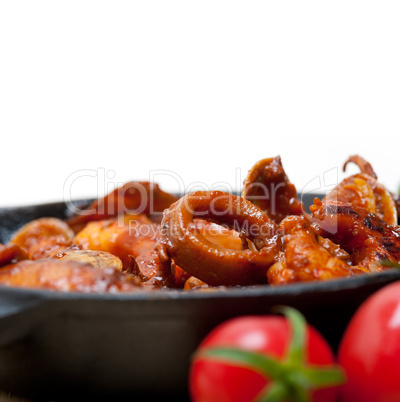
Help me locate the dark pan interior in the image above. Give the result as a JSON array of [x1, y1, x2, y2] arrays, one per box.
[[1, 194, 400, 401]]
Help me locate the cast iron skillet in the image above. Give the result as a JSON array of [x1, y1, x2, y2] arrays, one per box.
[[1, 194, 400, 401]]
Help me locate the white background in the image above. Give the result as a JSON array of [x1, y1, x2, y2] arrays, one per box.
[[1, 1, 399, 207]]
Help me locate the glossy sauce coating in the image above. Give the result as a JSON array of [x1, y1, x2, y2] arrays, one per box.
[[159, 191, 281, 286], [0, 260, 141, 293], [1, 154, 399, 292], [311, 199, 400, 270], [267, 216, 365, 285], [11, 217, 74, 260], [67, 181, 178, 232], [242, 156, 303, 224]]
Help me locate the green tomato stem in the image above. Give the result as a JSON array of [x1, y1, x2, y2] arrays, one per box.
[[380, 260, 400, 269], [278, 306, 306, 365], [197, 348, 283, 379], [255, 381, 291, 402]]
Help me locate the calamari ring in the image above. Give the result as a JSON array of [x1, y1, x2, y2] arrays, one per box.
[[159, 191, 281, 286]]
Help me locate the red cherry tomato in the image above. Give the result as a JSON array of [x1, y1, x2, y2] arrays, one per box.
[[339, 280, 400, 401], [189, 309, 344, 402]]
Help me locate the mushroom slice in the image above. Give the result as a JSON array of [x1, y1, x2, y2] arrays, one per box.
[[53, 249, 123, 271]]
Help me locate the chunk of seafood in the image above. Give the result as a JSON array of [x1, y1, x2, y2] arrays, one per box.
[[11, 218, 74, 259], [66, 181, 178, 232], [73, 214, 158, 268], [242, 156, 303, 223], [311, 199, 400, 271], [325, 155, 397, 225], [0, 243, 28, 268], [158, 191, 280, 286], [0, 260, 141, 293], [267, 216, 365, 285]]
